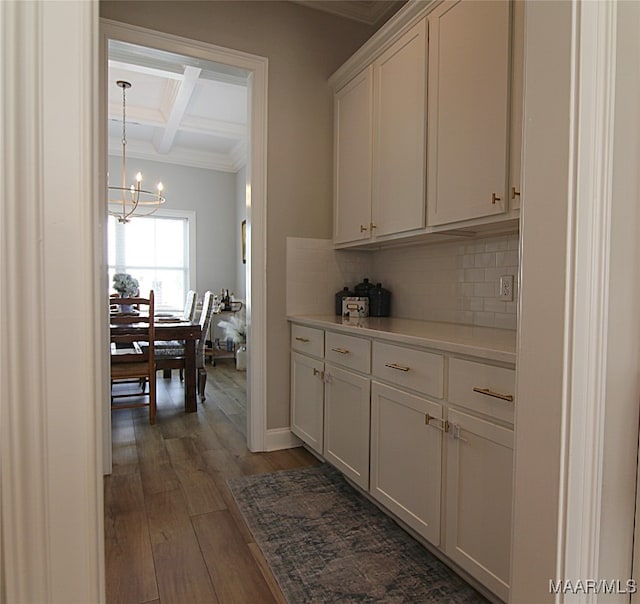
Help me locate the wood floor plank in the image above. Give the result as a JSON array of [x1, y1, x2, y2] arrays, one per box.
[[146, 488, 219, 604], [193, 510, 278, 604], [165, 437, 227, 515], [111, 443, 140, 476], [248, 542, 288, 604], [264, 446, 320, 471], [200, 450, 272, 545], [105, 508, 159, 604], [104, 472, 146, 514], [104, 473, 158, 604], [225, 411, 247, 437], [203, 408, 253, 459], [111, 412, 140, 476], [138, 459, 181, 498], [134, 417, 181, 496]]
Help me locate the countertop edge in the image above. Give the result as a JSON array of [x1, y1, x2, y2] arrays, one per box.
[[287, 315, 517, 366]]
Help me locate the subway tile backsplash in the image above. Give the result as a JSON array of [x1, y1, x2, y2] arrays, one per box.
[[286, 233, 519, 330], [286, 238, 371, 316]]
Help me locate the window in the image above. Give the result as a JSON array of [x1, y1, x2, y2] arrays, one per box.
[[108, 210, 195, 311]]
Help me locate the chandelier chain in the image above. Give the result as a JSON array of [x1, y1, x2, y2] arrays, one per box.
[[121, 83, 127, 147]]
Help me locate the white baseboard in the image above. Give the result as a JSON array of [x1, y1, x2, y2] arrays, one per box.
[[265, 428, 303, 451]]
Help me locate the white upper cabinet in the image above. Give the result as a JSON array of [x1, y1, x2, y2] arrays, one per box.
[[427, 0, 511, 226], [333, 19, 426, 245], [334, 66, 373, 244], [371, 18, 427, 237]]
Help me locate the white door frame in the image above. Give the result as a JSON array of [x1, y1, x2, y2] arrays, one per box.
[[99, 20, 268, 461], [1, 2, 105, 601], [512, 1, 640, 602]]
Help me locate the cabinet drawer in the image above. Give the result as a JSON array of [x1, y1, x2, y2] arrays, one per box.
[[372, 341, 444, 399], [325, 331, 370, 373], [448, 358, 515, 424], [291, 324, 324, 358]]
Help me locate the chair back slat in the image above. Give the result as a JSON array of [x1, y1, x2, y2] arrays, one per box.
[[197, 291, 216, 362], [182, 290, 198, 322]]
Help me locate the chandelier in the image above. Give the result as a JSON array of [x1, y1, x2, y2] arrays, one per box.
[[108, 80, 165, 223]]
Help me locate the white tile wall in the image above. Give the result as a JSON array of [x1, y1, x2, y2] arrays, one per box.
[[286, 234, 519, 330], [286, 238, 372, 315]]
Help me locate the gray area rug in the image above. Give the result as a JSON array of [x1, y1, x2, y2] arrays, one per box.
[[228, 464, 489, 603]]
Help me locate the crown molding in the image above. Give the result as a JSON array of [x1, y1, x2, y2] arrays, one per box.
[[293, 0, 402, 25], [329, 0, 437, 90]]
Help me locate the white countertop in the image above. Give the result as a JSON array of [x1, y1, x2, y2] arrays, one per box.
[[288, 315, 517, 365]]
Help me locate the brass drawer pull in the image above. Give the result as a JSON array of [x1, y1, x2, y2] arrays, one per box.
[[295, 337, 310, 342], [385, 362, 410, 372], [360, 224, 368, 232], [425, 414, 449, 433], [472, 387, 514, 402], [511, 186, 521, 199], [331, 347, 350, 355], [312, 368, 324, 379], [492, 193, 501, 205]]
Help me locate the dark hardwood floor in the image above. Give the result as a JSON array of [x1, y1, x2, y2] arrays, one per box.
[[105, 359, 318, 604]]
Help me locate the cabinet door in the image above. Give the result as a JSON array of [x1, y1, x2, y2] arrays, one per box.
[[509, 0, 524, 211], [445, 408, 513, 602], [324, 365, 371, 490], [334, 66, 373, 244], [427, 0, 510, 226], [290, 352, 324, 454], [370, 382, 443, 545], [372, 18, 427, 237]]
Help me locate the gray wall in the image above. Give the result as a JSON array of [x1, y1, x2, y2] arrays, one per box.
[[108, 155, 240, 296], [101, 0, 376, 429]]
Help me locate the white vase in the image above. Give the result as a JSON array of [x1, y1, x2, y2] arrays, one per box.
[[235, 345, 247, 371]]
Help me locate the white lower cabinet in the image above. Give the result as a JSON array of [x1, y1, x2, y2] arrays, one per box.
[[324, 364, 371, 490], [290, 321, 515, 602], [445, 408, 514, 602], [290, 351, 324, 455], [370, 381, 443, 545]]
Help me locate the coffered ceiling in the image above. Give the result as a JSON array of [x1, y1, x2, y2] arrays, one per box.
[[108, 40, 249, 173]]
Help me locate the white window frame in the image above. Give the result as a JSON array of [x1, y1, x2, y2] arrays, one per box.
[[108, 208, 196, 311]]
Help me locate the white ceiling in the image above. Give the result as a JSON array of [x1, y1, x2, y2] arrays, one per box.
[[108, 40, 249, 173]]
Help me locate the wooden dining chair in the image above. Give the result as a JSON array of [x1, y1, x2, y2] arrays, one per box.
[[156, 289, 198, 379], [110, 290, 157, 424], [155, 290, 215, 402]]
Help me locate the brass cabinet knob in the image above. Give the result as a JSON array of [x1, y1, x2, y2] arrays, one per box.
[[492, 193, 501, 205]]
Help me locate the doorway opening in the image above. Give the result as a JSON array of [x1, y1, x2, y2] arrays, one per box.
[[101, 20, 268, 470]]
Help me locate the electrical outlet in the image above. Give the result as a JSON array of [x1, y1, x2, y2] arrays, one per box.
[[499, 275, 514, 301]]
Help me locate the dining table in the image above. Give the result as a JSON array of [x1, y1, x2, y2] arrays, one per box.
[[110, 313, 202, 413]]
